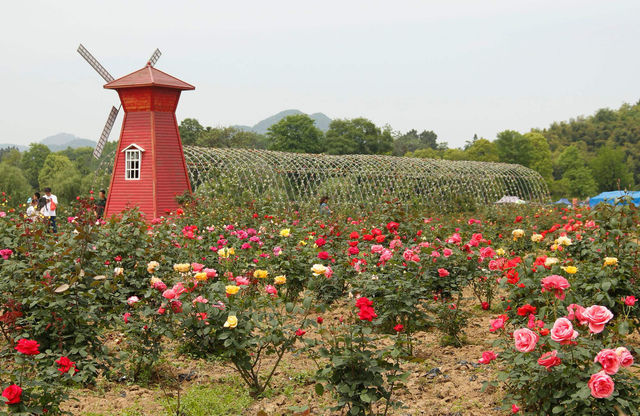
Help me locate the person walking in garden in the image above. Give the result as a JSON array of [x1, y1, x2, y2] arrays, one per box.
[[96, 190, 106, 219], [42, 187, 58, 233], [319, 195, 332, 215]]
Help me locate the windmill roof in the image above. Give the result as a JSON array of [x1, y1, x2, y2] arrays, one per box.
[[104, 64, 195, 90]]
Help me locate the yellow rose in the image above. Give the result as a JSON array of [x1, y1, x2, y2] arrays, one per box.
[[530, 233, 543, 243], [224, 315, 238, 328], [225, 285, 240, 295], [311, 264, 327, 276], [555, 236, 572, 246], [561, 266, 578, 274], [280, 228, 291, 237], [194, 272, 208, 281], [253, 269, 268, 279], [173, 263, 190, 273], [512, 229, 525, 240], [274, 275, 287, 285], [496, 248, 505, 256], [147, 261, 159, 273], [150, 276, 162, 286], [604, 257, 618, 267], [299, 240, 307, 246], [218, 247, 235, 258], [114, 267, 124, 276]]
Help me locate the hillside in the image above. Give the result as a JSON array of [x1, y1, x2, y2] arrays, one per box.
[[0, 133, 96, 152], [234, 110, 332, 134]]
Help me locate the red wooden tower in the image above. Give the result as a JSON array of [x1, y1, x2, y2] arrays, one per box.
[[102, 64, 195, 219]]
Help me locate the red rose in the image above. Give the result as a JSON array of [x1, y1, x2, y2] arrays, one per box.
[[317, 251, 330, 260], [537, 350, 561, 370], [56, 356, 76, 374], [349, 232, 359, 240], [355, 297, 373, 308], [438, 268, 449, 277], [315, 238, 326, 247], [295, 328, 306, 336], [348, 246, 360, 256], [394, 324, 404, 332], [358, 306, 377, 322], [2, 384, 21, 405], [15, 339, 40, 355], [516, 304, 537, 316], [375, 235, 386, 243], [481, 302, 490, 310], [316, 317, 323, 324]]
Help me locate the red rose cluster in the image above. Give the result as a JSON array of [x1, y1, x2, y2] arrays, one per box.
[[355, 297, 377, 322]]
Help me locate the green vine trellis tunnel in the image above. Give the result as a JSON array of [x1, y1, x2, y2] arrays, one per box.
[[95, 147, 550, 211]]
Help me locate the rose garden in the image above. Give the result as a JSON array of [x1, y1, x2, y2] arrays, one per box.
[[0, 191, 639, 415]]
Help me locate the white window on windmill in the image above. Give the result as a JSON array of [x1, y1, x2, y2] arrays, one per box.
[[121, 144, 145, 180]]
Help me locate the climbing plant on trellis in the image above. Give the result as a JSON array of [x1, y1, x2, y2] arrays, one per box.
[[181, 147, 549, 211]]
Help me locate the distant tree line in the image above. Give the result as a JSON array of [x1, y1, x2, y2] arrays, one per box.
[[1, 101, 638, 205], [179, 102, 639, 199]]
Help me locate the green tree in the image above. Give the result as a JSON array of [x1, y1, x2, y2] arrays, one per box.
[[589, 145, 634, 191], [0, 163, 32, 203], [21, 143, 50, 189], [442, 148, 467, 161], [494, 130, 533, 166], [405, 148, 442, 159], [0, 148, 22, 167], [267, 114, 324, 153], [197, 127, 268, 149], [524, 132, 553, 181], [38, 154, 82, 203], [553, 146, 597, 198], [325, 118, 392, 155], [464, 139, 499, 162], [393, 129, 438, 156], [179, 118, 205, 146]]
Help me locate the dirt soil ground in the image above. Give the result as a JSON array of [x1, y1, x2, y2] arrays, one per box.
[[62, 303, 640, 416]]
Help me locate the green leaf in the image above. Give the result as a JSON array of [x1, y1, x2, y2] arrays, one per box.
[[314, 383, 324, 396]]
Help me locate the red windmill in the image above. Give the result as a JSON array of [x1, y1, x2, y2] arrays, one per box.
[[77, 44, 194, 219]]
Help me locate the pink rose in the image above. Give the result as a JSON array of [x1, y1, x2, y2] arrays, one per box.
[[490, 315, 508, 332], [325, 265, 334, 279], [235, 276, 250, 286], [541, 275, 570, 300], [162, 289, 176, 300], [588, 371, 615, 398], [550, 318, 578, 344], [623, 296, 636, 306], [537, 350, 561, 370], [478, 351, 497, 364], [438, 268, 450, 277], [123, 312, 131, 323], [379, 249, 392, 263], [442, 248, 453, 257], [513, 328, 539, 352], [153, 280, 167, 291], [127, 296, 140, 306], [370, 245, 384, 254], [583, 305, 614, 334], [594, 349, 620, 375], [204, 268, 218, 278], [615, 347, 634, 367], [191, 262, 204, 272], [265, 285, 277, 295], [566, 304, 588, 325]]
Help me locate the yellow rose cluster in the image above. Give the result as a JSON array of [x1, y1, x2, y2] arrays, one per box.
[[274, 275, 287, 285], [561, 266, 578, 274], [531, 233, 544, 243], [226, 285, 240, 295], [218, 247, 235, 259], [312, 264, 327, 276], [279, 228, 291, 237], [147, 261, 160, 274], [603, 257, 618, 267], [224, 315, 238, 328], [173, 263, 190, 273]]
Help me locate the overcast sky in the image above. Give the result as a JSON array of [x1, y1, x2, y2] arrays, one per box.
[[1, 0, 639, 148]]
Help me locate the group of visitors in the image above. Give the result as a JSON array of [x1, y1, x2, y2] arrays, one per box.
[[25, 188, 107, 233], [26, 187, 58, 233]]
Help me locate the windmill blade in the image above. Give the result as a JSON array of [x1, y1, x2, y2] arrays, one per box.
[[93, 106, 120, 159], [77, 44, 115, 83], [148, 48, 162, 66]]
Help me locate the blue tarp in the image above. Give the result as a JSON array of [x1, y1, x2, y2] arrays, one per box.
[[588, 191, 640, 208], [554, 198, 572, 205]]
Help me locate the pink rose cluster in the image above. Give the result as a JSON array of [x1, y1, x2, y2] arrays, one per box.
[[588, 347, 634, 399]]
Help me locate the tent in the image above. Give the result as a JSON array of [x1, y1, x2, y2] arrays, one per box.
[[553, 198, 572, 206], [495, 196, 526, 204], [588, 191, 640, 208]]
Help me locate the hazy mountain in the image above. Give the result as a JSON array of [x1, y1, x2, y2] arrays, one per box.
[[41, 133, 96, 151], [234, 110, 332, 134], [0, 133, 97, 152]]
